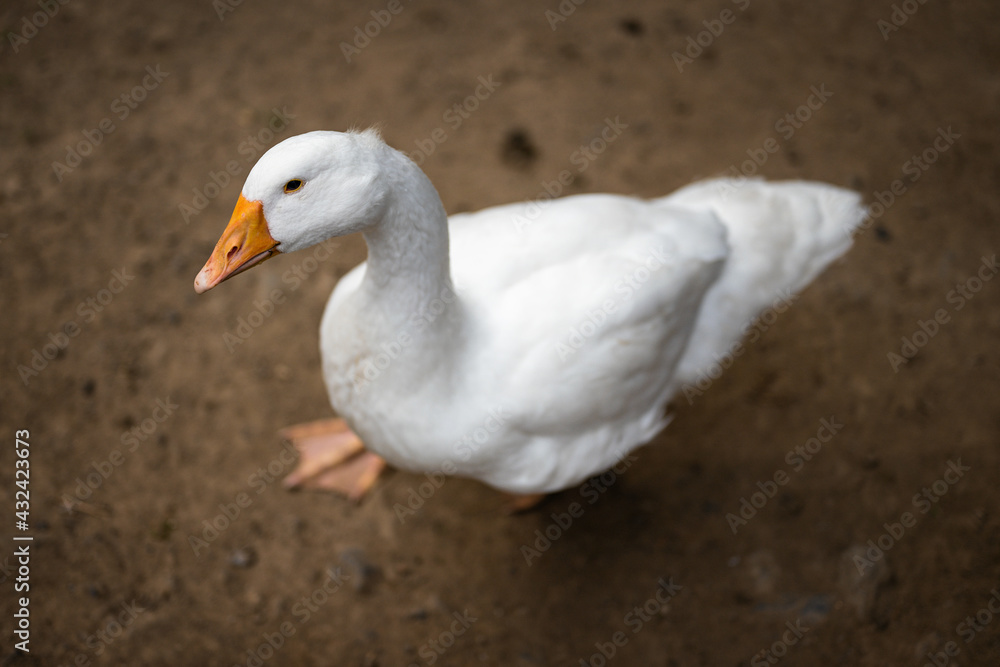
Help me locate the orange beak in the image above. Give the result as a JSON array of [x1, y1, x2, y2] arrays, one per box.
[[194, 195, 280, 294]]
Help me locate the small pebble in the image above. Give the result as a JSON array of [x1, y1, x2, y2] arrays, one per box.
[[501, 129, 538, 169], [406, 608, 428, 621], [339, 547, 381, 594], [620, 18, 644, 36], [744, 550, 780, 597], [230, 546, 258, 569]]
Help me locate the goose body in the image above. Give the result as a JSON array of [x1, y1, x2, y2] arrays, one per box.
[[196, 129, 864, 496]]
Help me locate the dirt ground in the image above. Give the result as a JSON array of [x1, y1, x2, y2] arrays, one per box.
[[1, 0, 999, 664]]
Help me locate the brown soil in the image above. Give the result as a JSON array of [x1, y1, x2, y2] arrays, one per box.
[[2, 0, 999, 665]]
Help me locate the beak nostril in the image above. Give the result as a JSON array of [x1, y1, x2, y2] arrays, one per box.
[[227, 245, 239, 261]]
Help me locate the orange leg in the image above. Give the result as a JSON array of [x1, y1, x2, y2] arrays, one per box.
[[504, 492, 548, 514], [280, 418, 386, 501]]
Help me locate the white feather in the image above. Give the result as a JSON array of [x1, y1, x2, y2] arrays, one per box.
[[242, 131, 864, 494]]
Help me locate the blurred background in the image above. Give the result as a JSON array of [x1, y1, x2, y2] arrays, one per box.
[[1, 0, 999, 664]]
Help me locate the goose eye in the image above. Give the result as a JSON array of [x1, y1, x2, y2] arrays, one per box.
[[283, 179, 303, 194]]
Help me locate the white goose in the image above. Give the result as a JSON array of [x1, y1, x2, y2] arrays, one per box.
[[195, 129, 863, 503]]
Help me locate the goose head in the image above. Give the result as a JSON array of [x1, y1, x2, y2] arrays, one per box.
[[194, 130, 388, 293]]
